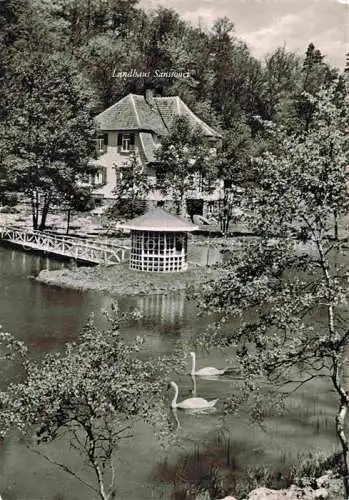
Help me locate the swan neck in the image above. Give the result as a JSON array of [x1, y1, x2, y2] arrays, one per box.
[[191, 353, 196, 374], [171, 383, 178, 408]]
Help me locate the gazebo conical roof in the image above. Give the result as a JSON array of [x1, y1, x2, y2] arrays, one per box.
[[122, 207, 199, 232]]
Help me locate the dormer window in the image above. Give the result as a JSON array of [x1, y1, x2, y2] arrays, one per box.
[[117, 133, 135, 152]]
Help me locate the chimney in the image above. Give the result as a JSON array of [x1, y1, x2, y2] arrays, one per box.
[[144, 87, 155, 105]]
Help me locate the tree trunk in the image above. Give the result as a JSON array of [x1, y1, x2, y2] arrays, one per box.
[[334, 210, 339, 240], [66, 209, 71, 235], [332, 358, 349, 499], [224, 212, 231, 236], [31, 192, 39, 230], [85, 421, 111, 500], [176, 193, 186, 217], [336, 396, 349, 499], [318, 237, 349, 496], [219, 193, 231, 235], [221, 207, 230, 236], [38, 196, 50, 231], [95, 463, 109, 500]]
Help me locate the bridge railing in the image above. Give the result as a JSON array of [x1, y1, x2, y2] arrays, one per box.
[[0, 226, 130, 265], [42, 229, 130, 250]]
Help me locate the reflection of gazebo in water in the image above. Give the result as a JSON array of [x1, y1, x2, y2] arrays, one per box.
[[135, 291, 185, 328], [122, 208, 198, 272]]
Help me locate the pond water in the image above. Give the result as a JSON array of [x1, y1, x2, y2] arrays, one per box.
[[0, 246, 341, 500]]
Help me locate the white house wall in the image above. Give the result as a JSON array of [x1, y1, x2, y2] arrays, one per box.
[[92, 131, 223, 205], [94, 131, 146, 199]]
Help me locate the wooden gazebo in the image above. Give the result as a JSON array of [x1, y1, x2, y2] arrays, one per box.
[[122, 208, 198, 272]]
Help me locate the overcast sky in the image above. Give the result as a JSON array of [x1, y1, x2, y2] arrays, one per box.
[[140, 0, 349, 70]]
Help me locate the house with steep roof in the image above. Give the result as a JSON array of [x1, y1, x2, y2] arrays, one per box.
[[90, 89, 222, 215]]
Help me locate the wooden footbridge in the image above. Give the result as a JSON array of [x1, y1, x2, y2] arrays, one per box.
[[0, 226, 130, 265]]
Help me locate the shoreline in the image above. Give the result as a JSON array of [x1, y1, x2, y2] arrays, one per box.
[[35, 262, 221, 296]]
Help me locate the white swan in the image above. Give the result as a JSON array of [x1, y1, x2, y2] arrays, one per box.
[[190, 351, 228, 376], [169, 381, 218, 409]]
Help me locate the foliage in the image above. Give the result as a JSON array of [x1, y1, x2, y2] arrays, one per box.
[[105, 198, 145, 221], [155, 116, 218, 215], [294, 43, 346, 132], [209, 17, 269, 130], [193, 85, 349, 495], [261, 47, 302, 124], [1, 0, 344, 136], [111, 152, 150, 219], [1, 51, 97, 230], [0, 309, 184, 500], [63, 185, 94, 234], [212, 121, 263, 233]]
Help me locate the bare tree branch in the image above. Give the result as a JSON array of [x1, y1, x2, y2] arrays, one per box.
[[28, 446, 98, 493]]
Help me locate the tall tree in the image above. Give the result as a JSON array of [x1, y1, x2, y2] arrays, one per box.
[[212, 121, 260, 234], [194, 85, 349, 495], [1, 51, 97, 230], [210, 17, 236, 122], [261, 47, 302, 122], [78, 34, 143, 109], [111, 152, 150, 219], [143, 7, 186, 76], [155, 116, 216, 215], [295, 43, 346, 130], [38, 0, 140, 48], [209, 17, 265, 129]]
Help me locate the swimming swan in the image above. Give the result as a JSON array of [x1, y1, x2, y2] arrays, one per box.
[[169, 381, 218, 409], [190, 351, 228, 376]]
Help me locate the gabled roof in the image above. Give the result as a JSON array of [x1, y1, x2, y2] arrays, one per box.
[[122, 207, 199, 232], [95, 94, 221, 138]]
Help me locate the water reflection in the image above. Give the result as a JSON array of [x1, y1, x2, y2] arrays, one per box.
[[0, 247, 101, 352], [135, 291, 185, 327], [171, 408, 181, 430], [152, 430, 291, 499], [191, 374, 197, 396], [118, 291, 188, 347], [0, 245, 345, 500], [0, 249, 64, 275]]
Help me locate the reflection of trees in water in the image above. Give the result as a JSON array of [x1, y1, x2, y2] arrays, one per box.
[[23, 284, 87, 351], [152, 429, 333, 499], [152, 431, 259, 499], [6, 250, 63, 274]]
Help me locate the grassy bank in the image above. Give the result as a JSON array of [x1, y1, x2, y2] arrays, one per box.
[[36, 261, 221, 296]]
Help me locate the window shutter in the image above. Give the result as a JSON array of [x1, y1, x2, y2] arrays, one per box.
[[102, 166, 107, 185], [117, 134, 122, 146], [130, 133, 135, 145]]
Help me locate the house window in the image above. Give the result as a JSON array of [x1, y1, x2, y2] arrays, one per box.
[[96, 134, 108, 154], [90, 166, 107, 186], [206, 201, 215, 214], [117, 133, 135, 152]]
